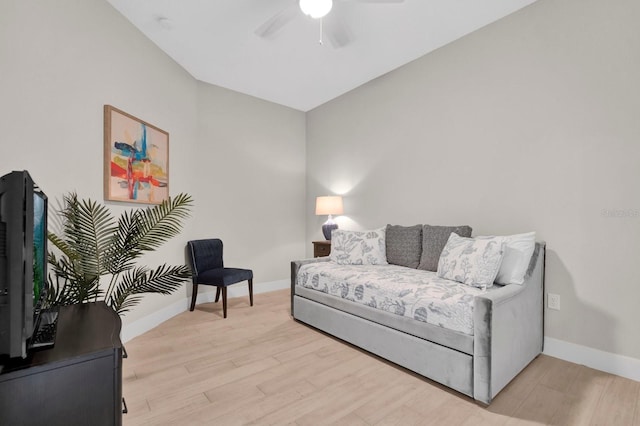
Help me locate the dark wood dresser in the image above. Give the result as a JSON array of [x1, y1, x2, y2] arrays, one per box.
[[0, 302, 123, 426]]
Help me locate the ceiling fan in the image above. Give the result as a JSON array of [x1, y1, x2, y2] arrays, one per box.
[[255, 0, 405, 48]]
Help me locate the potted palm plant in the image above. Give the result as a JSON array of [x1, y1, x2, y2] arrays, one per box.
[[47, 192, 193, 315]]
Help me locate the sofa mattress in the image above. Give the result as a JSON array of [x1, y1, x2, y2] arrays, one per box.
[[297, 262, 499, 337]]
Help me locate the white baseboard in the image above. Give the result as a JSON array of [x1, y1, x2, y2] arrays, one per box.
[[544, 337, 640, 382], [121, 279, 289, 343]]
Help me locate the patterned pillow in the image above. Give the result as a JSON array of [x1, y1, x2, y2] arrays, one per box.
[[437, 233, 505, 289], [330, 228, 388, 265], [385, 224, 422, 268], [418, 225, 473, 272]]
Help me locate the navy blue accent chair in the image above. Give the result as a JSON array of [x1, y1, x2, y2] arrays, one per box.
[[187, 238, 253, 318]]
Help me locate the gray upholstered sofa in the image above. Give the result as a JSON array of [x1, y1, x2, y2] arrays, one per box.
[[290, 225, 545, 405]]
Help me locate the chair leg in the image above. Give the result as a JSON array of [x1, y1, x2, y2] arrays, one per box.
[[248, 279, 253, 307], [222, 287, 228, 318], [190, 283, 198, 311], [215, 287, 221, 303]]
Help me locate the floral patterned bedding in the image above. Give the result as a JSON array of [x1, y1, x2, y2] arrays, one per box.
[[297, 262, 498, 335]]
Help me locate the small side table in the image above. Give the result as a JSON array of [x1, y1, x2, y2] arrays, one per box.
[[313, 240, 331, 258]]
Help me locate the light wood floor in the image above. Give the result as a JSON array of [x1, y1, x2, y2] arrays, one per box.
[[123, 290, 640, 425]]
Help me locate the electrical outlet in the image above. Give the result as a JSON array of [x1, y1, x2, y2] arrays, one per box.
[[548, 293, 561, 310]]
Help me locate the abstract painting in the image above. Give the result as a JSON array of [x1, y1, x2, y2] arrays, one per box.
[[104, 105, 169, 204]]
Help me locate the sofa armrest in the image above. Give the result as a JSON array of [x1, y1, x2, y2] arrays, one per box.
[[290, 257, 331, 315], [473, 242, 545, 404]]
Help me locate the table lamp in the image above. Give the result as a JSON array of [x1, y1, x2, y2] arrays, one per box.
[[315, 195, 344, 240]]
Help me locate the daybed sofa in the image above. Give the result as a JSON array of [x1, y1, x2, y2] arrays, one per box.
[[291, 225, 545, 404]]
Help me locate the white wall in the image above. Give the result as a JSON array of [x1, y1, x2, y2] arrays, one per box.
[[0, 0, 306, 327], [195, 82, 306, 285], [306, 0, 640, 363]]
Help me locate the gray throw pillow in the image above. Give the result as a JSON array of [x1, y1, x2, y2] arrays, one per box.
[[385, 224, 422, 268], [418, 224, 473, 272]]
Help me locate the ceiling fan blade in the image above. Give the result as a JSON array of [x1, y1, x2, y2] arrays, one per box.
[[324, 15, 353, 48], [353, 0, 404, 3], [254, 3, 299, 39]]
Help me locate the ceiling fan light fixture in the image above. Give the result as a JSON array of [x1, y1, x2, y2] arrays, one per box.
[[299, 0, 333, 19]]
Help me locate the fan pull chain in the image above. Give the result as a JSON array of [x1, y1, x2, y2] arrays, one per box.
[[319, 18, 324, 45]]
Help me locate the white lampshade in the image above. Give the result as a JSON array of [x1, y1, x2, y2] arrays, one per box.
[[299, 0, 333, 19], [315, 196, 344, 216]]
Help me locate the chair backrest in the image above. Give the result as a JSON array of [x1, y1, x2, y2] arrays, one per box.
[[187, 239, 224, 276]]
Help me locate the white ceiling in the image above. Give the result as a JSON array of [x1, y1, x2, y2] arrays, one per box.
[[106, 0, 538, 112]]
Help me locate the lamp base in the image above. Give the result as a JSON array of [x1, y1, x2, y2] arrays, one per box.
[[322, 215, 338, 240], [322, 223, 338, 240]]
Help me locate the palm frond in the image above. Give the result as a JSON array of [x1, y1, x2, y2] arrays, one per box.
[[46, 275, 74, 307], [111, 294, 144, 315], [103, 209, 143, 274], [107, 264, 191, 314], [135, 193, 193, 251], [107, 267, 148, 314], [57, 193, 117, 277], [47, 231, 79, 262], [47, 252, 103, 305]]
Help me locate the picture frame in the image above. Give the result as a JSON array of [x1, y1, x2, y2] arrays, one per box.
[[104, 105, 169, 205]]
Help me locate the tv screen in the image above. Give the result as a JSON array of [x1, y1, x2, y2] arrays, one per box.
[[32, 191, 47, 310]]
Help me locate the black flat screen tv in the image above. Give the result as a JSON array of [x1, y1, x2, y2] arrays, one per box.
[[0, 170, 48, 359]]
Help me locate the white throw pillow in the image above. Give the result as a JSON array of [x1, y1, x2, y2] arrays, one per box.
[[437, 233, 505, 289], [494, 232, 536, 285], [330, 228, 388, 265]]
